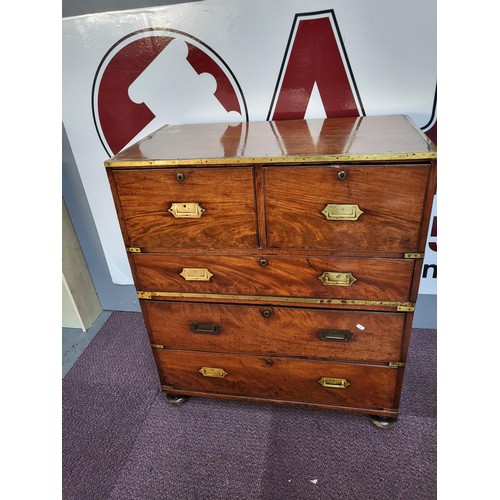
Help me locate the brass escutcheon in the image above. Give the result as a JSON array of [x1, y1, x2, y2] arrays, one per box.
[[168, 202, 205, 218], [321, 204, 363, 221], [199, 367, 228, 378], [180, 268, 214, 281], [318, 377, 350, 389], [318, 272, 357, 287]]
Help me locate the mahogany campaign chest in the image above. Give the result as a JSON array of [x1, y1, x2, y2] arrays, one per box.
[[105, 115, 437, 427]]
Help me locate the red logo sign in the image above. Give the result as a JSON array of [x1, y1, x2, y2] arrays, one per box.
[[92, 28, 248, 156]]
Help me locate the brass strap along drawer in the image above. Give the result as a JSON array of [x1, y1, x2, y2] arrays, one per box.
[[105, 115, 437, 428]]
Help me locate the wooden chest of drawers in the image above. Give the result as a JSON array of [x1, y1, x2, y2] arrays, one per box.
[[105, 115, 437, 427]]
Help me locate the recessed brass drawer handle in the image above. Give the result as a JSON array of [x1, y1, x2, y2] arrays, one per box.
[[321, 204, 363, 221], [168, 202, 205, 218], [318, 377, 350, 389], [318, 272, 357, 286], [190, 322, 220, 335], [199, 367, 228, 378], [180, 268, 214, 281], [318, 329, 353, 342]]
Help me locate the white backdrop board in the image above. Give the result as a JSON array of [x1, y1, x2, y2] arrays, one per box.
[[62, 0, 437, 294]]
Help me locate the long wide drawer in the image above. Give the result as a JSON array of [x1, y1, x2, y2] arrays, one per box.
[[156, 350, 398, 409], [133, 254, 414, 302], [265, 164, 430, 251], [111, 167, 257, 249], [144, 301, 405, 362]]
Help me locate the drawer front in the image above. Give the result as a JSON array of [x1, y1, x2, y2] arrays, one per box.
[[133, 254, 414, 302], [157, 350, 398, 409], [145, 301, 405, 362], [265, 165, 430, 251], [112, 167, 257, 248]]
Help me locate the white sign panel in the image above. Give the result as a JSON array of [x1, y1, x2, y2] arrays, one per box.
[[62, 0, 437, 293]]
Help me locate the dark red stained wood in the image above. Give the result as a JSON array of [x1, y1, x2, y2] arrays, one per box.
[[112, 167, 258, 248], [265, 164, 430, 251], [143, 301, 405, 362], [132, 254, 414, 302], [156, 350, 398, 409]]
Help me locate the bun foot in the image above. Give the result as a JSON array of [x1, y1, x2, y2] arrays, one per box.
[[369, 415, 397, 429], [166, 394, 190, 405]]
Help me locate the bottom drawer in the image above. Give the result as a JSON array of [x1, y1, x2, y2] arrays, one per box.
[[156, 350, 398, 410]]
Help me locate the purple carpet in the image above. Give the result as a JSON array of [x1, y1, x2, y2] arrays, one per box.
[[62, 312, 436, 499]]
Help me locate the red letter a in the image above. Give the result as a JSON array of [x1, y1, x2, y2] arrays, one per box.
[[267, 11, 364, 121]]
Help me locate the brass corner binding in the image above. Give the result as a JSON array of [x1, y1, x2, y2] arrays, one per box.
[[404, 253, 424, 259], [128, 247, 142, 253], [150, 343, 165, 349], [388, 362, 406, 368]]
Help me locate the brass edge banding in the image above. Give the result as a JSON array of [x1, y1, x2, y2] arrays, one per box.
[[105, 152, 437, 168], [137, 291, 414, 309]]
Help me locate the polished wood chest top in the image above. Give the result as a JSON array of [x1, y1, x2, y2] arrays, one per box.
[[105, 115, 436, 167]]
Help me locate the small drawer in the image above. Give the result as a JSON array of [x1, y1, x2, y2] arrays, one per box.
[[144, 301, 405, 362], [133, 254, 414, 302], [264, 164, 430, 251], [111, 167, 257, 249], [156, 350, 398, 410]]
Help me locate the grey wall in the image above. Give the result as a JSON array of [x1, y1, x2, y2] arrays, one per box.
[[62, 0, 437, 327]]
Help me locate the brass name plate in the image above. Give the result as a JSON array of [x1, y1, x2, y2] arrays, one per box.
[[168, 202, 205, 218], [180, 268, 214, 281], [199, 367, 228, 378], [318, 272, 357, 286], [321, 204, 363, 221], [318, 377, 350, 389]]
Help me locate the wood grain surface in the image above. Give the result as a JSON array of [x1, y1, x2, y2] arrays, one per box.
[[144, 300, 405, 362]]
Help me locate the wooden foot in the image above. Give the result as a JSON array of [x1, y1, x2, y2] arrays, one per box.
[[166, 394, 190, 405], [369, 415, 397, 429]]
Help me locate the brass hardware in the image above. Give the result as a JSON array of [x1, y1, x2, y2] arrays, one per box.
[[397, 305, 415, 312], [318, 377, 350, 389], [176, 172, 185, 182], [389, 362, 406, 368], [261, 309, 272, 318], [150, 343, 165, 349], [105, 152, 437, 168], [190, 322, 220, 335], [161, 385, 175, 391], [136, 291, 415, 311], [180, 268, 214, 281], [319, 272, 357, 287], [404, 253, 424, 259], [266, 359, 274, 366], [199, 367, 228, 378], [321, 204, 363, 221], [318, 329, 352, 342], [337, 170, 347, 180], [168, 202, 205, 218], [259, 258, 268, 266], [128, 247, 141, 253]]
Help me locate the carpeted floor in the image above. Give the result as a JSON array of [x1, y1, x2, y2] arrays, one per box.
[[62, 311, 436, 500]]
